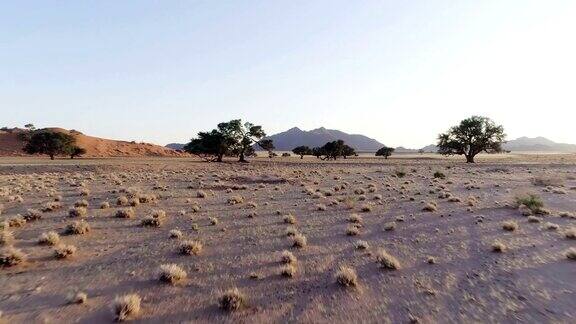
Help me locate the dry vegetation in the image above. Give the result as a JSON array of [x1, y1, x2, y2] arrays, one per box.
[[0, 155, 575, 322]]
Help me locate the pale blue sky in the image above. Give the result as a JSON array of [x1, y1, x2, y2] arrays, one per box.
[[1, 1, 575, 147]]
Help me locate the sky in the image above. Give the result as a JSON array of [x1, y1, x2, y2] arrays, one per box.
[[1, 0, 575, 148]]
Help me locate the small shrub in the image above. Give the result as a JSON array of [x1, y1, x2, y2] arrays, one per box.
[[218, 288, 246, 312], [384, 222, 396, 231], [285, 226, 298, 237], [280, 264, 296, 277], [422, 202, 437, 212], [116, 196, 128, 206], [115, 208, 135, 219], [8, 215, 26, 227], [69, 206, 88, 218], [515, 194, 544, 214], [24, 209, 42, 221], [292, 234, 307, 248], [283, 214, 296, 224], [197, 190, 207, 198], [74, 199, 89, 208], [376, 249, 400, 270], [141, 210, 166, 227], [335, 266, 358, 287], [0, 247, 26, 267], [433, 171, 446, 179], [502, 221, 518, 232], [112, 294, 141, 321], [179, 240, 203, 255], [566, 248, 576, 260], [346, 225, 360, 236], [354, 240, 369, 250], [491, 241, 506, 253], [565, 228, 576, 239], [0, 230, 14, 246], [280, 250, 296, 264], [348, 213, 362, 223], [360, 204, 373, 212], [65, 220, 90, 235], [159, 264, 187, 285], [54, 244, 77, 259], [169, 229, 183, 239], [209, 217, 219, 226], [38, 231, 60, 245], [100, 201, 111, 209], [68, 291, 87, 304]]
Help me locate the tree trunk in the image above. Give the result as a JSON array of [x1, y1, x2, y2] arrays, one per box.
[[466, 154, 475, 163], [238, 151, 247, 163], [216, 154, 223, 162], [50, 155, 54, 160], [300, 155, 303, 159]]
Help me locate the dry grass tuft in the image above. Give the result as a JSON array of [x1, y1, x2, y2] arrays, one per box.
[[335, 266, 358, 287], [348, 213, 362, 224], [376, 248, 401, 270], [54, 244, 77, 259], [565, 228, 576, 239], [280, 250, 296, 264], [491, 241, 506, 253], [112, 294, 141, 321], [292, 233, 307, 248], [65, 220, 91, 235], [179, 240, 203, 255], [346, 225, 360, 236], [218, 288, 246, 312], [169, 229, 183, 239], [159, 264, 187, 285], [283, 214, 296, 224], [69, 206, 88, 218], [502, 220, 518, 232], [115, 208, 135, 219], [354, 240, 369, 250], [422, 201, 438, 212], [0, 247, 26, 267], [141, 210, 166, 227], [280, 264, 297, 277], [0, 230, 14, 246], [38, 231, 60, 245], [68, 291, 87, 304], [8, 215, 26, 228], [566, 248, 576, 260]]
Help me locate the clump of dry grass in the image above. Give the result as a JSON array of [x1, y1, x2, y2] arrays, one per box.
[[74, 199, 89, 208], [346, 225, 360, 236], [346, 214, 361, 225], [384, 222, 396, 231], [54, 244, 77, 259], [0, 230, 14, 246], [169, 229, 183, 239], [209, 216, 219, 226], [69, 206, 88, 218], [24, 209, 42, 221], [359, 204, 373, 212], [283, 214, 296, 224], [316, 203, 327, 211], [502, 220, 518, 232], [100, 201, 111, 209], [375, 249, 401, 270], [68, 291, 87, 304], [141, 210, 166, 227], [115, 208, 135, 219], [228, 195, 244, 205], [566, 248, 576, 260], [280, 250, 296, 264], [422, 201, 438, 212], [197, 190, 207, 198], [116, 196, 129, 206], [218, 288, 246, 312], [545, 222, 559, 231], [65, 220, 90, 235], [159, 264, 187, 285], [565, 228, 576, 239], [285, 226, 298, 237], [280, 264, 296, 277], [491, 241, 506, 253], [354, 240, 369, 250], [38, 231, 60, 245], [335, 266, 358, 288], [515, 193, 545, 214], [112, 294, 141, 321], [292, 233, 307, 248], [8, 215, 26, 228], [42, 201, 63, 212], [527, 216, 541, 223], [0, 247, 26, 267], [179, 240, 203, 255]]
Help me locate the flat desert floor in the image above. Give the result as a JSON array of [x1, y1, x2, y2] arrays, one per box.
[[1, 154, 575, 323]]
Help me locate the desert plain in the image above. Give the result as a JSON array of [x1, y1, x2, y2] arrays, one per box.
[[1, 153, 575, 323]]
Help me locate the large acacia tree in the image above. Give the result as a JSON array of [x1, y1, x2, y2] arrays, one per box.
[[437, 116, 505, 163], [23, 130, 80, 160], [312, 140, 356, 160], [184, 119, 274, 162], [375, 146, 395, 159]]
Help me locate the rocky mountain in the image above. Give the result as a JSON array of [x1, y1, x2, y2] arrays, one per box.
[[261, 127, 385, 151], [0, 127, 185, 157]]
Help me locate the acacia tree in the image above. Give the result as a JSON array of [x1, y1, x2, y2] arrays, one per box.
[[184, 119, 273, 162], [70, 146, 86, 159], [312, 140, 355, 160], [376, 146, 395, 159], [23, 131, 78, 160], [292, 146, 312, 159], [437, 116, 505, 163]]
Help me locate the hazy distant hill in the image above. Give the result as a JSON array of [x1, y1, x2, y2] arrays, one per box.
[[166, 143, 186, 150], [262, 127, 385, 151], [503, 137, 576, 152]]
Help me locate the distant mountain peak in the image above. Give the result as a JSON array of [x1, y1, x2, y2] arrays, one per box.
[[262, 126, 385, 151]]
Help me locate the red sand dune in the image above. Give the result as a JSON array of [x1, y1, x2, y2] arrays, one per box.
[[0, 128, 186, 157]]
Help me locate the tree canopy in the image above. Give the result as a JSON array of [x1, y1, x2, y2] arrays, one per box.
[[292, 146, 313, 159], [375, 146, 395, 159], [23, 130, 83, 160], [312, 140, 356, 160], [184, 119, 274, 162], [437, 116, 505, 163]]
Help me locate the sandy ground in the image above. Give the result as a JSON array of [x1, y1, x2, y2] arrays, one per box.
[[0, 154, 575, 323]]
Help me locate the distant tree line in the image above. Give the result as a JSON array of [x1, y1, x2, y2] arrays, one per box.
[[19, 125, 86, 160]]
